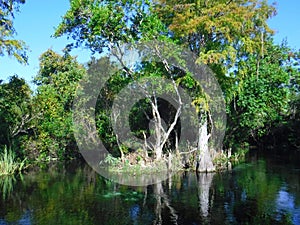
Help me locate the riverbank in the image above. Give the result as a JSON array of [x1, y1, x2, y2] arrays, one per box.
[[0, 145, 249, 177]]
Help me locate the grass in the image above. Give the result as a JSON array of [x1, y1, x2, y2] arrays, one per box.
[[214, 148, 249, 170], [100, 152, 182, 175], [0, 146, 26, 176]]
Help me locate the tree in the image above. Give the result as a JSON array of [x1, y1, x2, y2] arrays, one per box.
[[55, 0, 187, 165], [28, 49, 86, 161], [56, 0, 289, 172], [256, 45, 300, 151], [85, 52, 191, 164], [0, 75, 32, 154], [87, 56, 129, 158], [155, 0, 288, 152], [0, 0, 28, 64], [155, 0, 276, 75], [54, 0, 167, 53], [225, 40, 295, 148]]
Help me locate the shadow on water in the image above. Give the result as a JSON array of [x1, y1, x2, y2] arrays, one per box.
[[0, 153, 299, 225]]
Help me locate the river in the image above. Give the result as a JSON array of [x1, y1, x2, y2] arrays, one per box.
[[0, 151, 299, 225]]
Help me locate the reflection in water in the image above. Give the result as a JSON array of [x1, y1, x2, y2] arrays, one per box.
[[0, 156, 299, 225], [276, 186, 300, 225], [0, 210, 32, 225], [130, 204, 140, 225], [153, 181, 179, 225], [0, 175, 18, 200], [196, 172, 214, 218]]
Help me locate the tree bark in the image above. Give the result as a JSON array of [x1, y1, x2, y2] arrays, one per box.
[[196, 117, 215, 172]]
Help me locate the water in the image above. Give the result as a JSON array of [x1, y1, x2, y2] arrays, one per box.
[[0, 153, 299, 225]]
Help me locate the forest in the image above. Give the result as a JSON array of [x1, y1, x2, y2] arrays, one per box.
[[0, 0, 300, 176]]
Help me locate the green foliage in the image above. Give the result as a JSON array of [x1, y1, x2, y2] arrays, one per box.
[[103, 153, 122, 166], [0, 0, 298, 168], [0, 0, 28, 63], [52, 1, 282, 174], [155, 0, 276, 74], [89, 57, 131, 157], [101, 150, 183, 176], [0, 146, 26, 176], [54, 0, 168, 53], [153, 0, 295, 150], [225, 41, 297, 147], [88, 55, 188, 158], [27, 49, 86, 161], [0, 75, 32, 154], [0, 175, 17, 200], [214, 147, 248, 170], [258, 48, 300, 150]]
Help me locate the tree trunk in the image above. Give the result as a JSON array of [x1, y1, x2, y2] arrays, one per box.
[[197, 118, 215, 172], [155, 145, 163, 160]]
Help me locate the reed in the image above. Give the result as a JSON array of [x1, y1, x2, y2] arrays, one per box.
[[0, 146, 26, 176]]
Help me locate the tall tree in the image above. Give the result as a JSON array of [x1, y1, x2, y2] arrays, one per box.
[[55, 0, 283, 171], [54, 0, 191, 164], [226, 40, 297, 148], [155, 0, 285, 151], [0, 0, 28, 64], [0, 75, 32, 154], [54, 0, 166, 52], [28, 49, 86, 161], [155, 0, 276, 91]]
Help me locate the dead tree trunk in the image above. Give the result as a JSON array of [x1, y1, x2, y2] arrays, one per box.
[[143, 80, 182, 161], [196, 114, 215, 172]]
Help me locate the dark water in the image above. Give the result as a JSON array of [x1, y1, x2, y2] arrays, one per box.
[[0, 153, 300, 225]]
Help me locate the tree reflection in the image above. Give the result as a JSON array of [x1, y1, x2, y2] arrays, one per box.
[[0, 157, 299, 225], [153, 181, 178, 225], [196, 172, 215, 219]]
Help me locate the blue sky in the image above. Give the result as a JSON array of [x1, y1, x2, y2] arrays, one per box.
[[0, 0, 92, 85], [268, 0, 300, 49], [0, 0, 299, 85]]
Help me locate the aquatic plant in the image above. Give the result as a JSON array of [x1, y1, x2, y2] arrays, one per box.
[[0, 146, 26, 176]]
